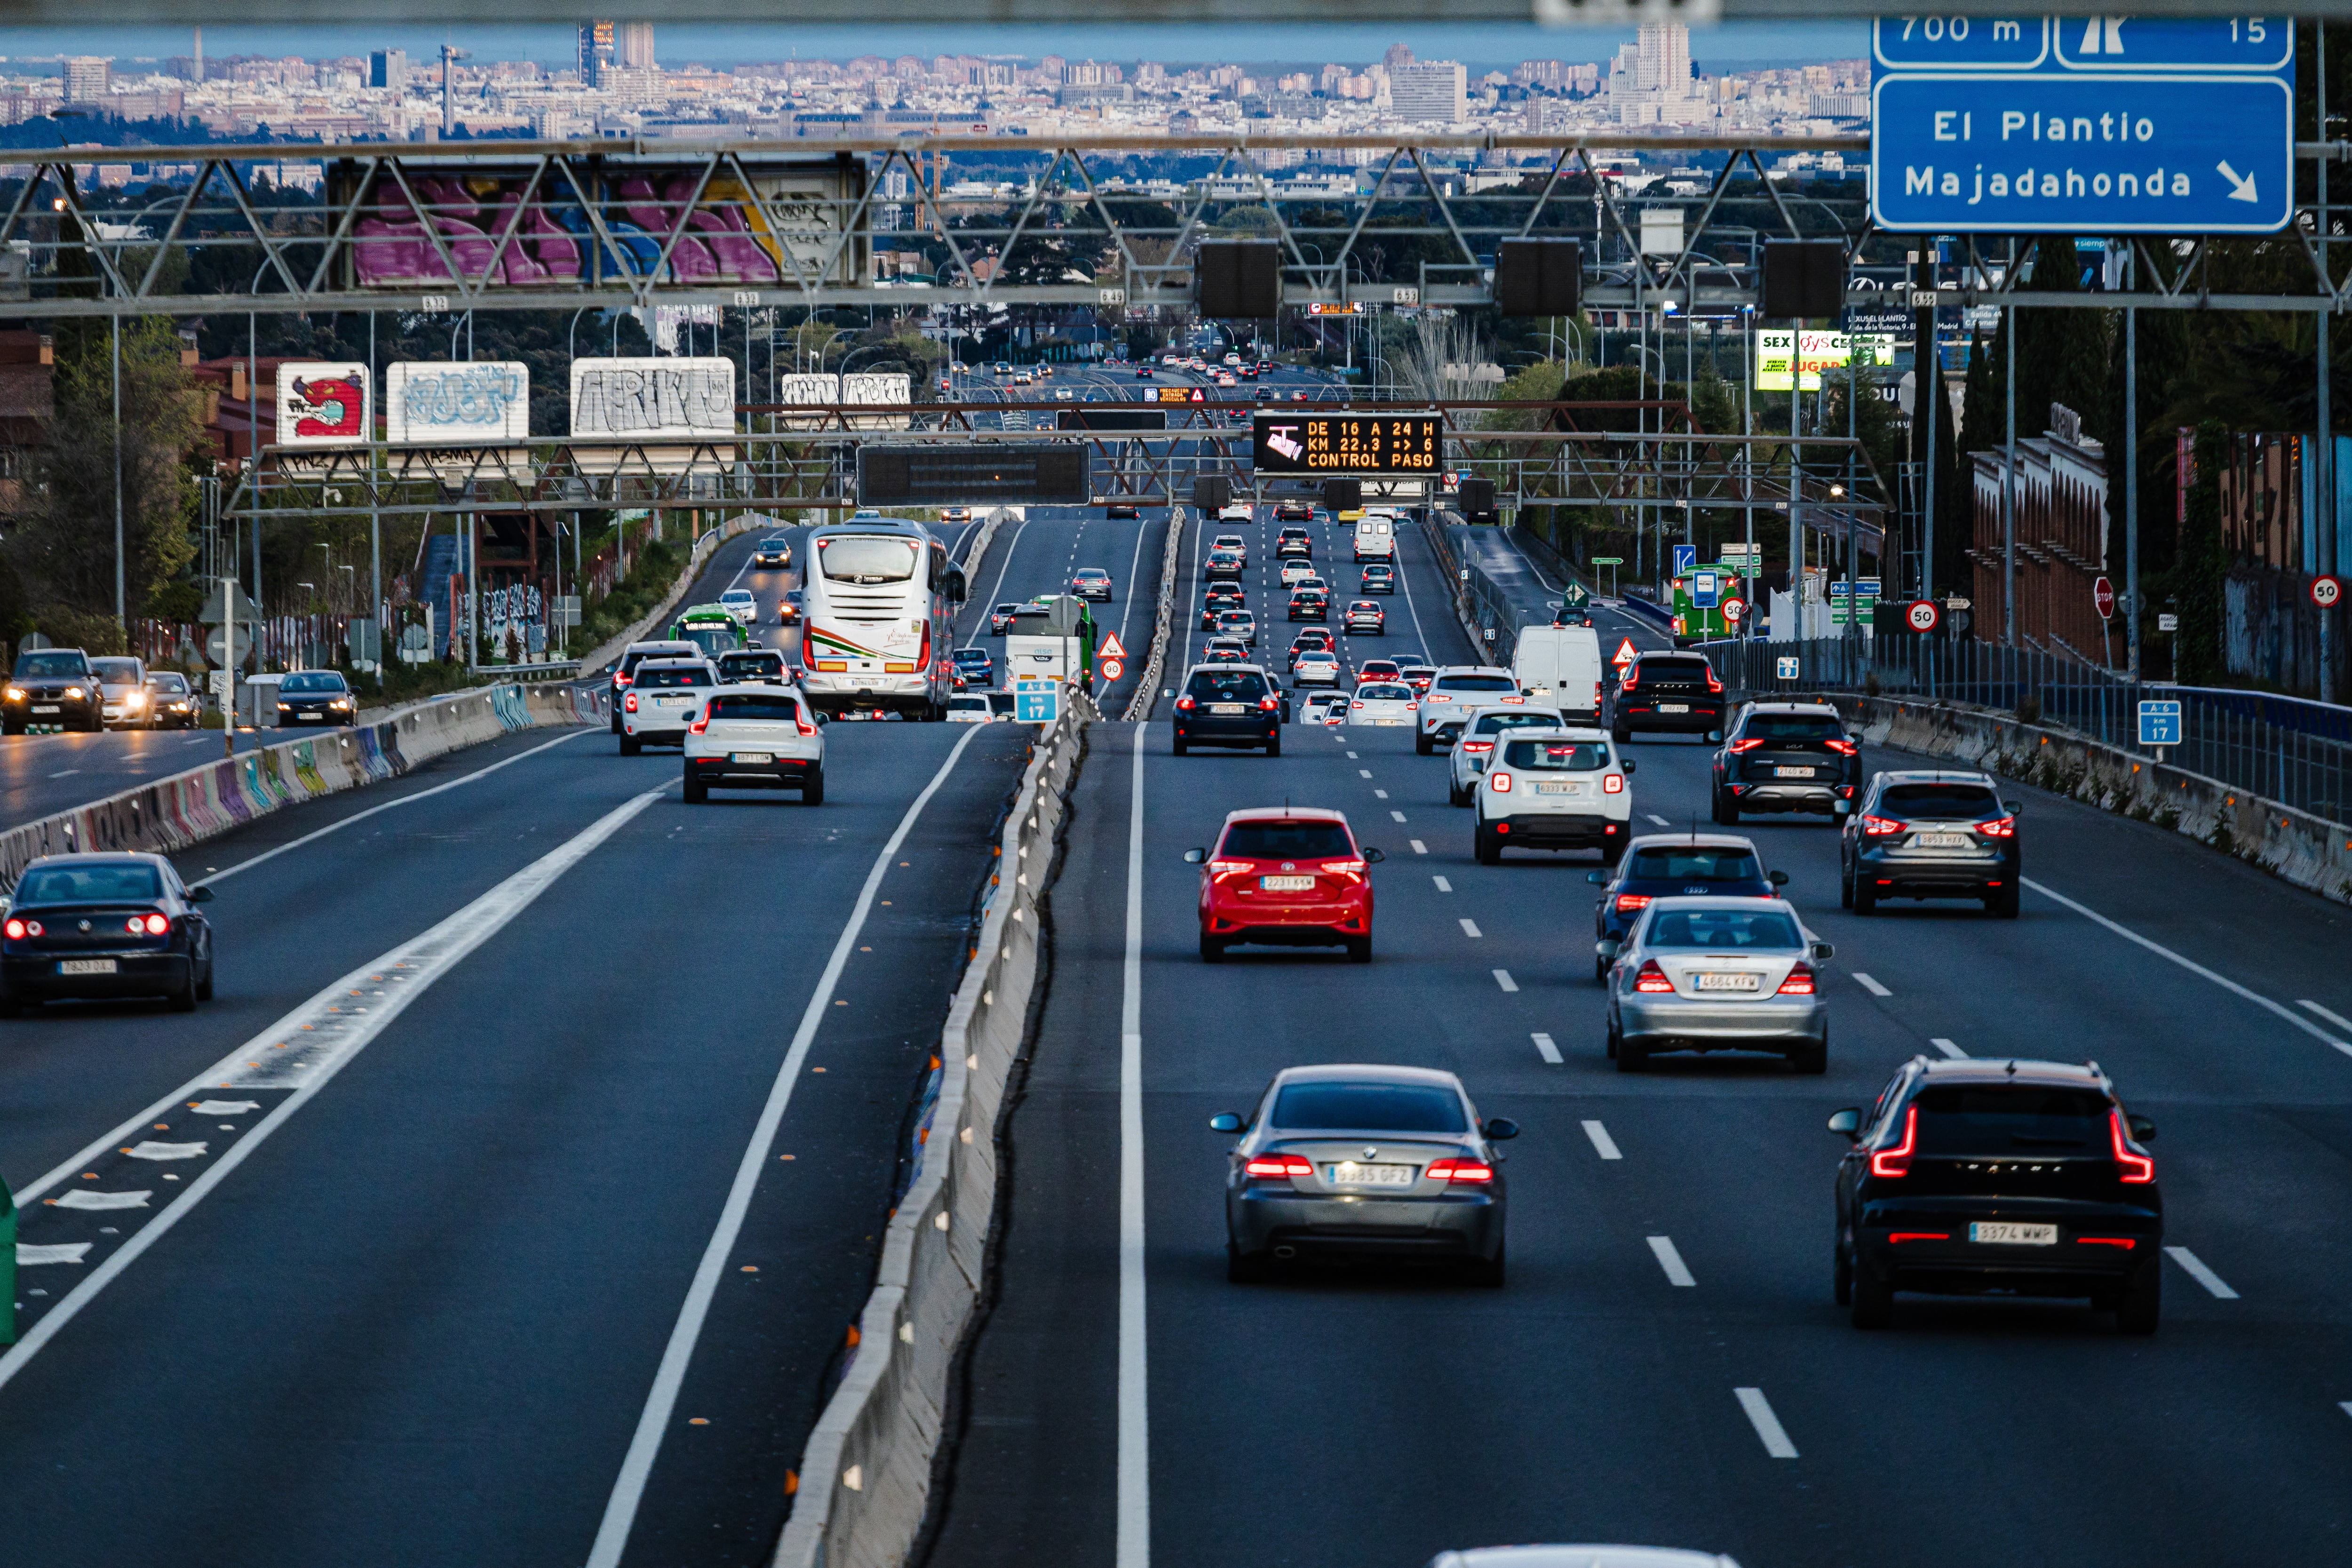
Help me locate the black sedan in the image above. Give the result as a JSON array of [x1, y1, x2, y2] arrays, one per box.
[[1841, 768, 2023, 917], [0, 852, 215, 1012], [1588, 833, 1787, 981], [145, 671, 202, 729], [4, 648, 102, 734], [276, 669, 356, 727], [1607, 652, 1726, 743], [1712, 702, 1861, 821]]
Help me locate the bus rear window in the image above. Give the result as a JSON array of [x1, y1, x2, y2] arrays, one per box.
[[817, 537, 921, 583]]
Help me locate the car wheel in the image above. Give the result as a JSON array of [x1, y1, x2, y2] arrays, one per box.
[[1, 722, 20, 736], [1834, 1239, 1854, 1306], [1415, 730, 1432, 756], [610, 712, 621, 734], [1850, 1264, 1894, 1329], [0, 994, 19, 1018], [1615, 1033, 1645, 1072], [196, 951, 214, 1002], [1474, 823, 1502, 866], [1792, 1026, 1828, 1075], [1199, 932, 1226, 963], [1265, 735, 1281, 757], [2114, 1261, 2161, 1335], [1345, 933, 1371, 964], [1173, 737, 1188, 756], [1595, 953, 1610, 985], [1448, 779, 1469, 807], [620, 735, 642, 756], [1610, 717, 1630, 744], [1986, 883, 2020, 919], [170, 963, 199, 1012], [1226, 1243, 1271, 1284], [803, 768, 825, 806], [1716, 788, 1739, 825], [1852, 874, 1878, 914], [1466, 1242, 1506, 1288], [1604, 1015, 1619, 1054], [1839, 860, 1856, 909], [683, 772, 707, 804]]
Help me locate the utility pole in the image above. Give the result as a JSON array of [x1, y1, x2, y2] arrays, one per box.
[[2320, 19, 2337, 703], [369, 309, 383, 690], [1918, 244, 1938, 605], [112, 313, 124, 629], [2126, 259, 2141, 684]]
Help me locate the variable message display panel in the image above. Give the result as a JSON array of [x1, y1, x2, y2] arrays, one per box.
[[1251, 411, 1443, 478]]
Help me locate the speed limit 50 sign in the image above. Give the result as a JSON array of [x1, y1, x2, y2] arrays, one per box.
[[2313, 574, 2344, 611], [1905, 598, 1941, 634]]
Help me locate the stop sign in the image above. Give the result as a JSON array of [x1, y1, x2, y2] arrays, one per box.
[[1905, 598, 1941, 634], [2093, 576, 2116, 619]]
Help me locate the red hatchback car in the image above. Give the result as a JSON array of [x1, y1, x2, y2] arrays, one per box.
[[1184, 808, 1384, 963]]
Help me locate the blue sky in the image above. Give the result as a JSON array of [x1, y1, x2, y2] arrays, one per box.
[[0, 21, 1868, 74]]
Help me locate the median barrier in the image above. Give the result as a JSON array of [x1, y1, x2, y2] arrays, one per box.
[[1123, 506, 1187, 722], [773, 702, 1084, 1568]]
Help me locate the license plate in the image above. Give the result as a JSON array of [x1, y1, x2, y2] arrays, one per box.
[[1695, 971, 1762, 992], [1210, 703, 1246, 715], [32, 705, 58, 714], [1970, 1221, 2057, 1246], [1324, 1161, 1415, 1187], [57, 959, 116, 976], [1259, 875, 1315, 891], [1919, 831, 1972, 849], [1774, 766, 1815, 778], [659, 695, 690, 705], [1534, 780, 1582, 795], [1657, 703, 1690, 714], [731, 752, 774, 764]]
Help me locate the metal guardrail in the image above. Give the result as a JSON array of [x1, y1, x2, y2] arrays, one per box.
[[1698, 635, 2352, 832]]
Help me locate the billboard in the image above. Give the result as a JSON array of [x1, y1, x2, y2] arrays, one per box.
[[772, 371, 913, 431], [276, 362, 370, 448], [1754, 330, 1890, 392], [1252, 411, 1442, 478], [387, 361, 531, 445], [328, 156, 869, 293], [571, 357, 737, 439]]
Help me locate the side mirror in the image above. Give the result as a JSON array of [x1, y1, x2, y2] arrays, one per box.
[[2127, 1114, 2157, 1142], [815, 711, 830, 726], [1208, 1112, 1244, 1133], [1182, 847, 1207, 864], [1833, 799, 1852, 816], [1620, 758, 1637, 774], [1587, 870, 1609, 886], [186, 885, 215, 904], [1810, 940, 1836, 961], [1482, 1117, 1520, 1141], [1363, 847, 1385, 863], [2004, 801, 2025, 816], [1597, 938, 1621, 960], [1827, 1107, 1862, 1139], [1767, 870, 1790, 887]]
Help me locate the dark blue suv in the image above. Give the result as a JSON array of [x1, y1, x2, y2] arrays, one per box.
[[1588, 832, 1786, 981]]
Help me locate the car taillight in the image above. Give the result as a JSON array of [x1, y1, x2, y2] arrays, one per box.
[[1728, 738, 1767, 754], [1207, 859, 1254, 881], [1258, 696, 1279, 712], [1325, 859, 1367, 883], [797, 711, 818, 736], [1604, 773, 1625, 794], [1614, 893, 1650, 914], [1490, 771, 1513, 793], [689, 713, 710, 735], [1633, 960, 1676, 994], [1175, 696, 1196, 711], [2110, 1109, 2155, 1183], [614, 673, 634, 688], [1825, 738, 1858, 755], [1350, 700, 1364, 710], [1618, 669, 1638, 692], [1871, 1106, 1917, 1178], [624, 692, 639, 712], [1776, 963, 1816, 995], [1862, 814, 1906, 836], [1705, 667, 1724, 693], [3, 917, 23, 939], [1976, 815, 2017, 838], [1425, 1157, 1494, 1184], [1462, 740, 1493, 753], [1244, 1153, 1313, 1180]]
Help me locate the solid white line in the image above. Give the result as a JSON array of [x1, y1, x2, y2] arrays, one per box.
[[2339, 1400, 2352, 1425], [1735, 1387, 1799, 1458], [1929, 1037, 1968, 1059], [1852, 972, 1892, 997], [48, 768, 77, 777], [2164, 1245, 2241, 1300], [2023, 876, 2352, 1057], [0, 787, 666, 1394], [1459, 917, 1482, 938], [1109, 510, 1151, 692], [1647, 1234, 1697, 1287], [1580, 1118, 1620, 1157], [1493, 968, 1518, 993], [1410, 839, 1427, 854], [195, 727, 593, 888], [1391, 513, 1438, 656], [2301, 999, 2352, 1033], [585, 727, 983, 1567], [1432, 875, 1452, 892], [1117, 721, 1150, 1568]]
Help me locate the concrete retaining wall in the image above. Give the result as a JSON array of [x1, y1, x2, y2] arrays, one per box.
[[1836, 693, 2352, 908]]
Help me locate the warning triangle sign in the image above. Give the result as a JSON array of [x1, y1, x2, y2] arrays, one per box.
[[1188, 387, 1206, 402], [1099, 630, 1129, 661], [1612, 637, 1638, 668]]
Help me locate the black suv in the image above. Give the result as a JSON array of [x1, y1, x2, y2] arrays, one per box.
[[4, 647, 101, 733], [1831, 1056, 2161, 1332], [1841, 769, 2023, 917], [1172, 664, 1282, 756], [1200, 583, 1247, 629], [1587, 833, 1786, 981], [1607, 651, 1726, 742], [1711, 702, 1861, 822], [1274, 526, 1313, 557]]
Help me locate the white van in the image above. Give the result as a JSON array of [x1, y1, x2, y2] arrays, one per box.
[[1511, 623, 1605, 722], [1352, 510, 1396, 562]]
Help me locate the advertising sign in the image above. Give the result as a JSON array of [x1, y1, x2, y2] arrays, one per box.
[[275, 362, 371, 447], [570, 357, 737, 439], [387, 361, 530, 445], [1251, 412, 1443, 477]]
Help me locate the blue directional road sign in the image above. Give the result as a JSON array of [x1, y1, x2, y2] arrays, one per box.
[[1871, 17, 2294, 235], [1672, 543, 1696, 576], [2138, 698, 2183, 748], [1776, 656, 1801, 681]]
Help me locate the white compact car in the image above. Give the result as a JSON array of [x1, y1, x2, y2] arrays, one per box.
[[946, 692, 1001, 724], [1299, 692, 1348, 725], [718, 588, 758, 625], [1472, 728, 1635, 865], [683, 685, 826, 803], [1347, 681, 1419, 727], [621, 658, 718, 754], [1292, 650, 1343, 687], [1279, 559, 1317, 588], [1447, 704, 1571, 805], [1417, 666, 1527, 754]]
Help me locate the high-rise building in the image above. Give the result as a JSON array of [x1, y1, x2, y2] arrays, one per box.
[[369, 49, 408, 91], [578, 21, 614, 88], [1389, 60, 1466, 124], [616, 22, 655, 71], [1383, 43, 1415, 70], [1634, 20, 1692, 95], [62, 57, 111, 104]]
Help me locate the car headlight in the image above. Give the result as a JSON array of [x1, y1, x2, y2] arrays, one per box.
[[331, 697, 351, 709], [3, 687, 22, 701], [65, 686, 84, 699], [277, 702, 292, 711], [123, 691, 145, 707]]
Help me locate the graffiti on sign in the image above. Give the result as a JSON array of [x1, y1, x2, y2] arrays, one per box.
[[276, 363, 370, 446], [387, 361, 532, 444], [570, 357, 737, 439]]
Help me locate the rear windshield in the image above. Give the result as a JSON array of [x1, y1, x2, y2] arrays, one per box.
[[987, 692, 1017, 713], [1744, 713, 1845, 741], [622, 645, 694, 673], [1186, 670, 1269, 700], [706, 694, 802, 722], [1473, 710, 1565, 735], [719, 653, 786, 678], [817, 536, 921, 584], [1501, 738, 1607, 771], [1635, 657, 1712, 682], [1358, 683, 1413, 701], [637, 664, 713, 689], [1272, 1081, 1464, 1132], [1627, 846, 1763, 880], [90, 658, 142, 681], [14, 652, 87, 679], [949, 696, 990, 712], [1645, 908, 1802, 949], [1880, 783, 2002, 819], [280, 672, 347, 693], [16, 863, 161, 904], [1910, 1084, 2112, 1154], [1220, 820, 1354, 860], [761, 537, 789, 548], [1438, 674, 1518, 692]]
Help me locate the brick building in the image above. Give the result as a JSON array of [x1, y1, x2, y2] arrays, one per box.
[[1967, 403, 2119, 663]]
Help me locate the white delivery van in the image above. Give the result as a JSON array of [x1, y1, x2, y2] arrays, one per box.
[[1352, 510, 1397, 562], [1510, 623, 1605, 721]]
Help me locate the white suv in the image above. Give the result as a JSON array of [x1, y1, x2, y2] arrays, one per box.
[[1471, 727, 1636, 866], [1446, 704, 1570, 805], [683, 685, 826, 803], [1415, 666, 1525, 754], [620, 658, 717, 754]]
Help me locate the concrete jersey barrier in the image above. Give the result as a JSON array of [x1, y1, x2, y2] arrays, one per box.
[[1124, 507, 1187, 722]]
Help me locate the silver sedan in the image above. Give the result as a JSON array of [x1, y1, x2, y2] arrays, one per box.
[[1605, 897, 1831, 1074], [1209, 1063, 1518, 1285]]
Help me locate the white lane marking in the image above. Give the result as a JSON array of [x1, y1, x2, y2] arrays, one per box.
[[191, 1099, 258, 1115], [1580, 1118, 1620, 1156], [1432, 875, 1452, 892], [1645, 812, 1671, 827], [1459, 918, 1483, 939], [2165, 1246, 2240, 1300], [1853, 972, 1892, 997], [1391, 517, 1438, 656], [2023, 877, 2352, 1057], [1493, 969, 1518, 992], [1647, 1235, 1697, 1287], [1117, 722, 1150, 1568], [1373, 789, 1389, 800], [1390, 810, 1407, 822], [1410, 839, 1427, 855], [196, 727, 593, 889], [1529, 1030, 1564, 1063], [1358, 769, 1373, 779], [588, 726, 983, 1565], [2301, 999, 2352, 1033], [1, 788, 664, 1394], [979, 513, 1032, 631], [51, 1189, 150, 1211], [2340, 1400, 2352, 1425], [1929, 1037, 1968, 1059], [1346, 750, 1359, 759], [1735, 1387, 1799, 1458], [48, 768, 78, 778], [125, 1140, 205, 1161], [16, 1243, 91, 1266]]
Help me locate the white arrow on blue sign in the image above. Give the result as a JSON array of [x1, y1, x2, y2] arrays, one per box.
[[1672, 543, 1696, 576], [2137, 699, 2183, 748]]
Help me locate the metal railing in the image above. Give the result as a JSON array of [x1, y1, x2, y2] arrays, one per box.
[[1696, 634, 2352, 831]]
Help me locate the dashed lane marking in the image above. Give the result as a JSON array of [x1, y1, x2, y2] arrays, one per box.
[[1580, 1118, 1620, 1156], [1374, 789, 1389, 800], [1493, 969, 1518, 993], [1390, 810, 1407, 823], [2165, 1246, 2240, 1299], [1647, 1235, 1697, 1287], [1358, 769, 1373, 779], [1928, 1038, 1968, 1059], [1853, 972, 1891, 997], [1531, 1032, 1563, 1064], [1645, 813, 1671, 827], [1459, 918, 1483, 939], [1735, 1388, 1799, 1459], [1432, 875, 1452, 892], [1410, 839, 1427, 854]]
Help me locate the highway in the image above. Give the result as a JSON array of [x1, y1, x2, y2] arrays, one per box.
[[925, 506, 2352, 1568]]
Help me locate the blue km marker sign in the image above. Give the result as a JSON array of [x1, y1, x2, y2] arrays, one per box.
[[1872, 16, 2294, 235], [2137, 698, 2183, 748]]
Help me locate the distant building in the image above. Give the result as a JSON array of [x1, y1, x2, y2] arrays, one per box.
[[1389, 60, 1466, 123], [577, 21, 614, 88], [616, 22, 655, 71], [61, 57, 111, 104], [1968, 403, 2111, 662], [369, 48, 408, 91]]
